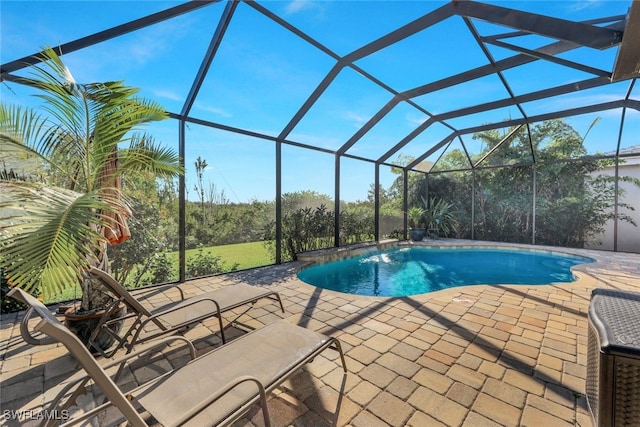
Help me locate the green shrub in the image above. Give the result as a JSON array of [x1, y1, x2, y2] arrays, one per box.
[[186, 246, 238, 277]]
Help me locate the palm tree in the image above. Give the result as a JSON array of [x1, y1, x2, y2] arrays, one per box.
[[0, 47, 182, 312]]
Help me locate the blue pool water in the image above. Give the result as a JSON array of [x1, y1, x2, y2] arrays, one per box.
[[297, 247, 593, 297]]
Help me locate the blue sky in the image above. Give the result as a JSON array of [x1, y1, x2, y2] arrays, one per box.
[[2, 0, 638, 202]]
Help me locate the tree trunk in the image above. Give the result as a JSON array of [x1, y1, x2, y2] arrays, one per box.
[[80, 241, 113, 312]]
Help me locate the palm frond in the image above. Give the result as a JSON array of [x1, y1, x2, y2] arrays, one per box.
[[0, 103, 81, 184], [119, 134, 183, 179], [0, 181, 121, 296]]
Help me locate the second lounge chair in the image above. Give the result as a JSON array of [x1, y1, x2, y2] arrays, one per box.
[[89, 267, 285, 356]]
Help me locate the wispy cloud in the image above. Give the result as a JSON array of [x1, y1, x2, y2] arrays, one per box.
[[194, 102, 233, 118], [540, 92, 625, 114], [57, 19, 190, 83], [286, 0, 309, 14], [102, 15, 198, 77], [345, 111, 369, 128], [287, 131, 343, 150], [406, 113, 428, 126], [566, 0, 603, 12], [124, 20, 186, 67], [284, 0, 326, 17], [153, 89, 183, 102]]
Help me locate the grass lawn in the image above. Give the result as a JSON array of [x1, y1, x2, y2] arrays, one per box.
[[185, 241, 274, 271], [44, 241, 274, 304]]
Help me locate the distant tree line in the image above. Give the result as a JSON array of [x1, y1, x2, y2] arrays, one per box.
[[421, 119, 639, 247], [108, 119, 639, 285]]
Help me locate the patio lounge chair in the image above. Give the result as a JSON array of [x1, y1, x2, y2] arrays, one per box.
[[8, 287, 347, 427], [89, 267, 285, 356]]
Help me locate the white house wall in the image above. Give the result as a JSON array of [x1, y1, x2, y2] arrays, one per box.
[[587, 156, 640, 253]]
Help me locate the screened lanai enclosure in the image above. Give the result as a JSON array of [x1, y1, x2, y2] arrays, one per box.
[[1, 0, 640, 290]]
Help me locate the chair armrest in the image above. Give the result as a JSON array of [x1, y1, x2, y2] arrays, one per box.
[[138, 298, 222, 331], [19, 307, 57, 346], [131, 283, 185, 301], [173, 375, 271, 427], [103, 335, 196, 370], [102, 311, 138, 325]]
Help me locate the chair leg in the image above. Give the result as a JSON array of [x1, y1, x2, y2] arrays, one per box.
[[332, 339, 348, 373], [273, 293, 285, 314], [88, 299, 126, 357], [217, 311, 226, 344]]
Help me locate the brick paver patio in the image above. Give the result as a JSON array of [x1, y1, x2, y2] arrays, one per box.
[[2, 240, 640, 426]]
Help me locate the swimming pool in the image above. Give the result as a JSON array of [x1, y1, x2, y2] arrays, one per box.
[[297, 246, 594, 297]]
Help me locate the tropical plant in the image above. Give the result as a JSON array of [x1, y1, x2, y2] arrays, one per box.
[[0, 47, 182, 313], [422, 197, 459, 237], [1, 267, 28, 313], [407, 206, 425, 229], [264, 203, 334, 261], [339, 206, 375, 245]]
